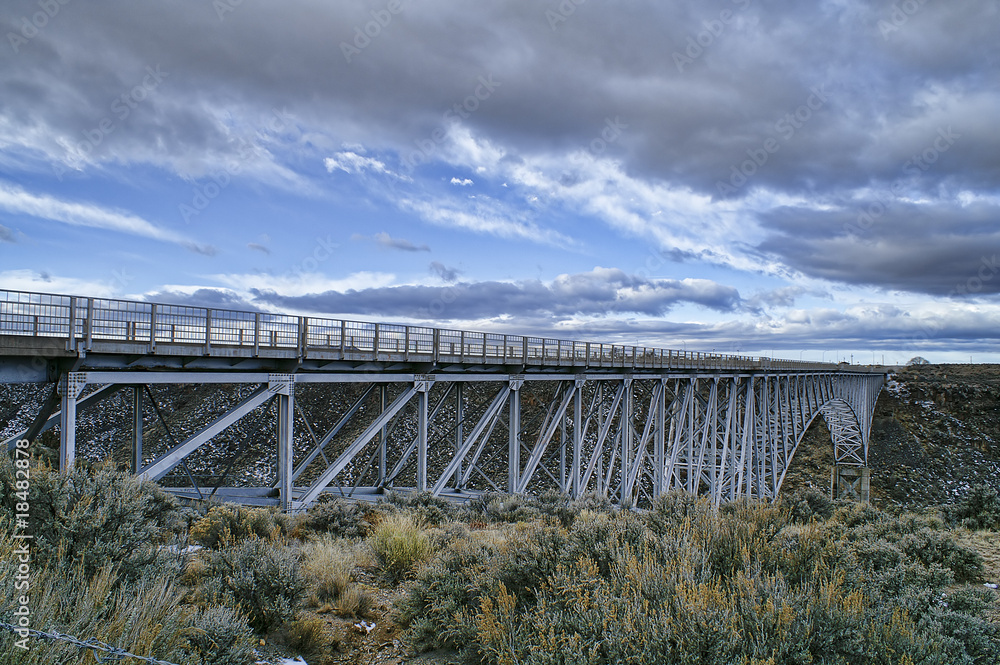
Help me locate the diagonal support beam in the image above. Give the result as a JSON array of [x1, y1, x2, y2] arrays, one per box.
[[140, 384, 271, 481], [459, 397, 507, 488], [517, 383, 577, 494], [291, 384, 377, 482], [432, 385, 510, 495], [623, 383, 661, 502], [384, 382, 456, 485], [297, 386, 418, 508], [5, 383, 126, 452], [579, 381, 625, 492]]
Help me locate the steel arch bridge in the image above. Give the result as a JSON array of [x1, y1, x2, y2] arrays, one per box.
[[0, 289, 885, 510]]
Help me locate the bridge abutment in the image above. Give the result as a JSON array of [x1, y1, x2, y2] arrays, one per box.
[[832, 465, 871, 503]]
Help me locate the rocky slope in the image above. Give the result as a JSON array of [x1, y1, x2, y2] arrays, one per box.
[[783, 363, 1000, 507]]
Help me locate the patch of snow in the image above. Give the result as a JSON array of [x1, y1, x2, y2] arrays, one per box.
[[159, 544, 203, 555]]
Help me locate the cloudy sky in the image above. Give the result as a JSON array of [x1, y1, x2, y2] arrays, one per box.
[[1, 0, 998, 364]]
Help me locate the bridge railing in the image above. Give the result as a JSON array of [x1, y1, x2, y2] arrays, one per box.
[[0, 288, 877, 373]]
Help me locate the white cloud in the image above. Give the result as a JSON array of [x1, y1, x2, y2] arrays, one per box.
[[206, 271, 397, 296], [0, 181, 215, 254], [324, 150, 410, 181], [450, 177, 473, 186], [399, 196, 575, 248], [0, 269, 120, 297]]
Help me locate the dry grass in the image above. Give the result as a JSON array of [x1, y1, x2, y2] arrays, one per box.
[[0, 560, 192, 664], [369, 512, 434, 581], [301, 535, 364, 605]]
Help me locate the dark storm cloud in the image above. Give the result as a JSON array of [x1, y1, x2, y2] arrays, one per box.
[[143, 288, 259, 311], [429, 261, 461, 282], [140, 280, 1000, 356], [3, 0, 997, 195], [757, 201, 1000, 296], [249, 268, 741, 320], [4, 0, 1000, 320]]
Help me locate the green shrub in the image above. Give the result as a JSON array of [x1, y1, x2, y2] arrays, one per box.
[[369, 512, 433, 581], [293, 495, 373, 539], [384, 490, 456, 525], [183, 606, 256, 665], [466, 493, 544, 524], [943, 484, 1000, 531], [0, 457, 178, 579], [190, 503, 286, 548], [783, 487, 836, 523], [398, 492, 1000, 664], [397, 534, 504, 654], [202, 537, 307, 632]]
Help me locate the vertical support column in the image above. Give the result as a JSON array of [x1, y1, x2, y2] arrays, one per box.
[[597, 382, 605, 496], [415, 377, 433, 492], [620, 377, 633, 507], [455, 382, 464, 490], [66, 297, 77, 352], [378, 384, 387, 487], [571, 376, 584, 497], [272, 375, 295, 513], [654, 378, 666, 498], [508, 375, 523, 493], [559, 407, 567, 492], [132, 386, 144, 473], [58, 373, 86, 472]]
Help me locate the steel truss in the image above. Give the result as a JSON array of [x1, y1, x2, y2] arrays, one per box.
[[25, 369, 883, 510]]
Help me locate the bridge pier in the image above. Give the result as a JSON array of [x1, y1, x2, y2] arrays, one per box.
[[832, 465, 870, 503], [58, 372, 86, 471]]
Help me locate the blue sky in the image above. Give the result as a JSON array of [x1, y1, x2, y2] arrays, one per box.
[[1, 0, 999, 365]]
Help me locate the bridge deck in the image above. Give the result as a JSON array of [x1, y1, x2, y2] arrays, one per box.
[[0, 289, 880, 378]]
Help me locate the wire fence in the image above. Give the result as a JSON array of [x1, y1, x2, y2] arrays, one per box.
[[0, 620, 182, 665]]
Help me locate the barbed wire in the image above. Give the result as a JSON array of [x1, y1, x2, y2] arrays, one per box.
[[0, 620, 183, 665]]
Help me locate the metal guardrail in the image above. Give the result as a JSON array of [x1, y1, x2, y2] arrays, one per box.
[[0, 288, 879, 373]]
